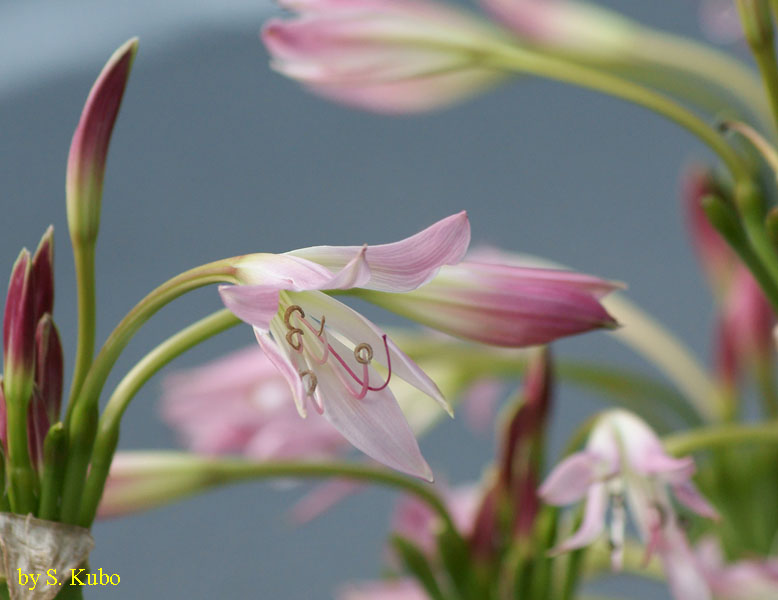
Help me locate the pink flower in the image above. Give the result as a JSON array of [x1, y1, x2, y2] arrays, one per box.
[[539, 410, 717, 570], [696, 537, 778, 599], [161, 346, 346, 460], [262, 0, 508, 113], [391, 483, 480, 555], [338, 579, 427, 600], [218, 212, 470, 480], [357, 253, 619, 347]]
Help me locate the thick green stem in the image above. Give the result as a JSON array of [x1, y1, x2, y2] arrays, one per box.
[[664, 421, 778, 455], [78, 309, 241, 526], [59, 261, 238, 523], [5, 400, 37, 514], [486, 46, 752, 185], [68, 243, 97, 409], [38, 423, 67, 520]]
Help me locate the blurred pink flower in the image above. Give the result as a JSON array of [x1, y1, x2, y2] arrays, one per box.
[[539, 410, 717, 574], [683, 166, 774, 385], [338, 579, 427, 600], [219, 212, 470, 480], [161, 346, 346, 460], [696, 536, 778, 599], [262, 0, 508, 113]]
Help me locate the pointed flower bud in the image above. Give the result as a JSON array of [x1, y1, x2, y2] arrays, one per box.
[[66, 38, 138, 243], [356, 256, 619, 347], [31, 226, 54, 324], [262, 0, 509, 113], [3, 249, 35, 407]]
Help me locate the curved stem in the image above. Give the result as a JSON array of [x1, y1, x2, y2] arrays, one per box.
[[486, 45, 752, 185], [78, 309, 241, 526], [68, 243, 97, 409], [96, 453, 460, 537], [59, 260, 238, 524], [664, 421, 778, 455]]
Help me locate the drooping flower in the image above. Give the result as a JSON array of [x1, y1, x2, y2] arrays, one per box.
[[355, 251, 620, 347], [218, 212, 470, 480], [262, 0, 510, 113], [539, 410, 717, 578], [161, 346, 346, 460]]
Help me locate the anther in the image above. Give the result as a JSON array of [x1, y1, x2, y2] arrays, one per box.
[[354, 343, 373, 364], [284, 305, 305, 326], [299, 370, 317, 395], [286, 329, 303, 351], [316, 315, 326, 337]]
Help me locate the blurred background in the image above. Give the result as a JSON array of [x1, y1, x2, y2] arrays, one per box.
[[0, 0, 739, 597]]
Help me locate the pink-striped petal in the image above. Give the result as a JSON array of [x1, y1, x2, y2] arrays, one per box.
[[313, 353, 433, 481], [288, 211, 470, 292], [255, 327, 308, 417], [218, 284, 280, 331]]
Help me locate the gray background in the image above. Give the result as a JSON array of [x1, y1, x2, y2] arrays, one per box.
[[0, 0, 731, 597]]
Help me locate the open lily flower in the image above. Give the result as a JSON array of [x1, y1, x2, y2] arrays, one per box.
[[539, 410, 717, 571], [218, 212, 470, 480]]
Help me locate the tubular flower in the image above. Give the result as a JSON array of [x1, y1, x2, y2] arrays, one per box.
[[261, 0, 510, 113], [355, 253, 619, 347], [218, 212, 470, 480], [161, 346, 346, 460], [539, 410, 717, 574]]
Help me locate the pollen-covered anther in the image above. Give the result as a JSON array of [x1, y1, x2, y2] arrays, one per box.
[[354, 343, 373, 364], [285, 328, 303, 351], [299, 369, 318, 396]]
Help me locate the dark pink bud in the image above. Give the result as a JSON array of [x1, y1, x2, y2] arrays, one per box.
[[31, 227, 54, 324], [468, 485, 499, 560], [26, 390, 49, 469], [35, 315, 64, 423], [3, 250, 35, 395], [67, 39, 138, 242], [0, 380, 6, 453]]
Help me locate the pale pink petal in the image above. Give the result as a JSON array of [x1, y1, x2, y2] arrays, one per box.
[[291, 479, 366, 523], [255, 327, 307, 416], [234, 253, 335, 288], [338, 579, 427, 600], [313, 357, 433, 481], [658, 526, 712, 600], [552, 483, 607, 553], [294, 291, 450, 412], [288, 211, 470, 292], [325, 245, 372, 289], [638, 452, 696, 482], [672, 480, 719, 520], [219, 284, 280, 331], [539, 452, 600, 505]]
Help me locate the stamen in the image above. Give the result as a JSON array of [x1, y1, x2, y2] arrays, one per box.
[[286, 329, 303, 351], [299, 370, 318, 396], [326, 335, 394, 393], [284, 305, 305, 325], [354, 343, 373, 364], [297, 313, 330, 365]]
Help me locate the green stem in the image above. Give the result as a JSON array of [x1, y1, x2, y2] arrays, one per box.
[[67, 243, 97, 409], [664, 421, 778, 455], [487, 46, 752, 185], [633, 30, 773, 133], [5, 400, 37, 514], [38, 423, 67, 520], [78, 309, 241, 526], [59, 260, 238, 524], [737, 0, 778, 131], [100, 453, 460, 536], [756, 359, 778, 418]]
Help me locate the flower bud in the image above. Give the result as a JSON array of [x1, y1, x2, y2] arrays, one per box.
[[66, 39, 137, 243], [3, 250, 35, 409]]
